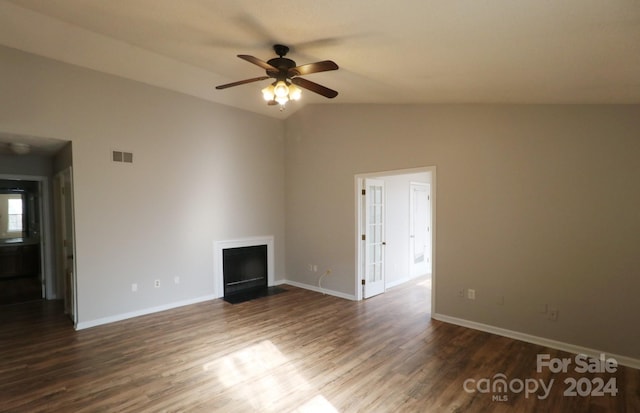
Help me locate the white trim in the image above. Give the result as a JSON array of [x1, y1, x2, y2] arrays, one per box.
[[39, 179, 54, 299], [386, 278, 408, 289], [284, 280, 357, 301], [386, 277, 412, 289], [76, 294, 216, 330], [76, 279, 349, 330], [213, 236, 275, 299], [355, 177, 365, 300], [432, 313, 640, 370]]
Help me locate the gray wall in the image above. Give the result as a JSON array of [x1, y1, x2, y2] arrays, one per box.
[[284, 104, 640, 359], [0, 154, 53, 177], [0, 45, 285, 325]]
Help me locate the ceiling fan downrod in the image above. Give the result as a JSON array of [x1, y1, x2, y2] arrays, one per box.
[[273, 44, 289, 57]]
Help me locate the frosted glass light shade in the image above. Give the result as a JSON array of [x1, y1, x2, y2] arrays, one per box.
[[262, 85, 275, 101], [274, 81, 289, 98]]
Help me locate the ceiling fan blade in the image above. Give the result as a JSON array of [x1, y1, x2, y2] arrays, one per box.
[[215, 76, 270, 90], [291, 77, 338, 98], [290, 60, 339, 76], [238, 55, 278, 72]]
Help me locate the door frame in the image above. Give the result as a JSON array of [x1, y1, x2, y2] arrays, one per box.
[[53, 167, 78, 325], [409, 182, 432, 278], [355, 166, 436, 311], [0, 174, 53, 300]]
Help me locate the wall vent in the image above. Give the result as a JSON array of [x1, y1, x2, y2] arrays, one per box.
[[112, 150, 133, 164]]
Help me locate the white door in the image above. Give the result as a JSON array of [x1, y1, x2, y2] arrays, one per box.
[[363, 179, 386, 298], [409, 183, 431, 277], [54, 168, 77, 323]]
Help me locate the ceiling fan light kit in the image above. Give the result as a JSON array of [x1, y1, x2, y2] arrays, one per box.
[[262, 81, 302, 105], [216, 44, 339, 108]]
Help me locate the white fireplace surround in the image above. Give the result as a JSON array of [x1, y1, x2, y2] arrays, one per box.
[[213, 236, 274, 299]]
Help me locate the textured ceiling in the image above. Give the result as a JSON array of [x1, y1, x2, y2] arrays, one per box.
[[1, 0, 640, 120]]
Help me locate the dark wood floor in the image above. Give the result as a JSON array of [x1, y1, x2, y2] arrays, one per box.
[[1, 277, 638, 412]]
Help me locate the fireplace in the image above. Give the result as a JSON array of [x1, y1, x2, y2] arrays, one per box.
[[223, 244, 267, 299], [214, 236, 283, 303]]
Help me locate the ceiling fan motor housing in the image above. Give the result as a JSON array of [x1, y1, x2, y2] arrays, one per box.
[[266, 45, 296, 80]]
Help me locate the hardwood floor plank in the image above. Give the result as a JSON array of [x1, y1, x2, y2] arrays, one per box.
[[1, 277, 638, 412]]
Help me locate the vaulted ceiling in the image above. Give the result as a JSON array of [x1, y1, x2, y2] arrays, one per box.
[[1, 0, 640, 119]]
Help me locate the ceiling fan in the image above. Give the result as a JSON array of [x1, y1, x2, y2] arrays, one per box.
[[215, 44, 339, 106]]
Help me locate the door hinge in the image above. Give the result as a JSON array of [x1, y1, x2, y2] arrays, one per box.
[[361, 279, 365, 285], [361, 189, 366, 196], [361, 234, 366, 241]]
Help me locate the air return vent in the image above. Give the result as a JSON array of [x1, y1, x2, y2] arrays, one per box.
[[112, 150, 133, 164]]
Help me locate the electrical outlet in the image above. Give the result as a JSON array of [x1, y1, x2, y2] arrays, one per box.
[[131, 283, 138, 292], [548, 308, 558, 321], [174, 276, 180, 284], [313, 265, 318, 272], [467, 289, 476, 300], [154, 279, 161, 288]]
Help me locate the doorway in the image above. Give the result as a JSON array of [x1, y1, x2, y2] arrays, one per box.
[[355, 167, 436, 310], [409, 182, 432, 278], [0, 176, 51, 305]]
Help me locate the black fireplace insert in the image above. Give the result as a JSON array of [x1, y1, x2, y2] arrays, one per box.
[[222, 244, 286, 304]]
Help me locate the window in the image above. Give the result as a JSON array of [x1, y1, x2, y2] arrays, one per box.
[[8, 198, 23, 232]]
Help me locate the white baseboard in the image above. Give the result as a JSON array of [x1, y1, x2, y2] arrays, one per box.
[[76, 278, 292, 330], [386, 273, 431, 289], [385, 277, 411, 289], [283, 280, 357, 301], [75, 294, 216, 330], [432, 313, 640, 370]]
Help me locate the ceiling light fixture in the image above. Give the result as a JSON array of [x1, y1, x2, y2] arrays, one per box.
[[216, 44, 338, 109], [262, 80, 302, 107]]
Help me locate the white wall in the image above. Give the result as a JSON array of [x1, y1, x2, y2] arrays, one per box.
[[284, 104, 640, 360], [0, 45, 285, 325]]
